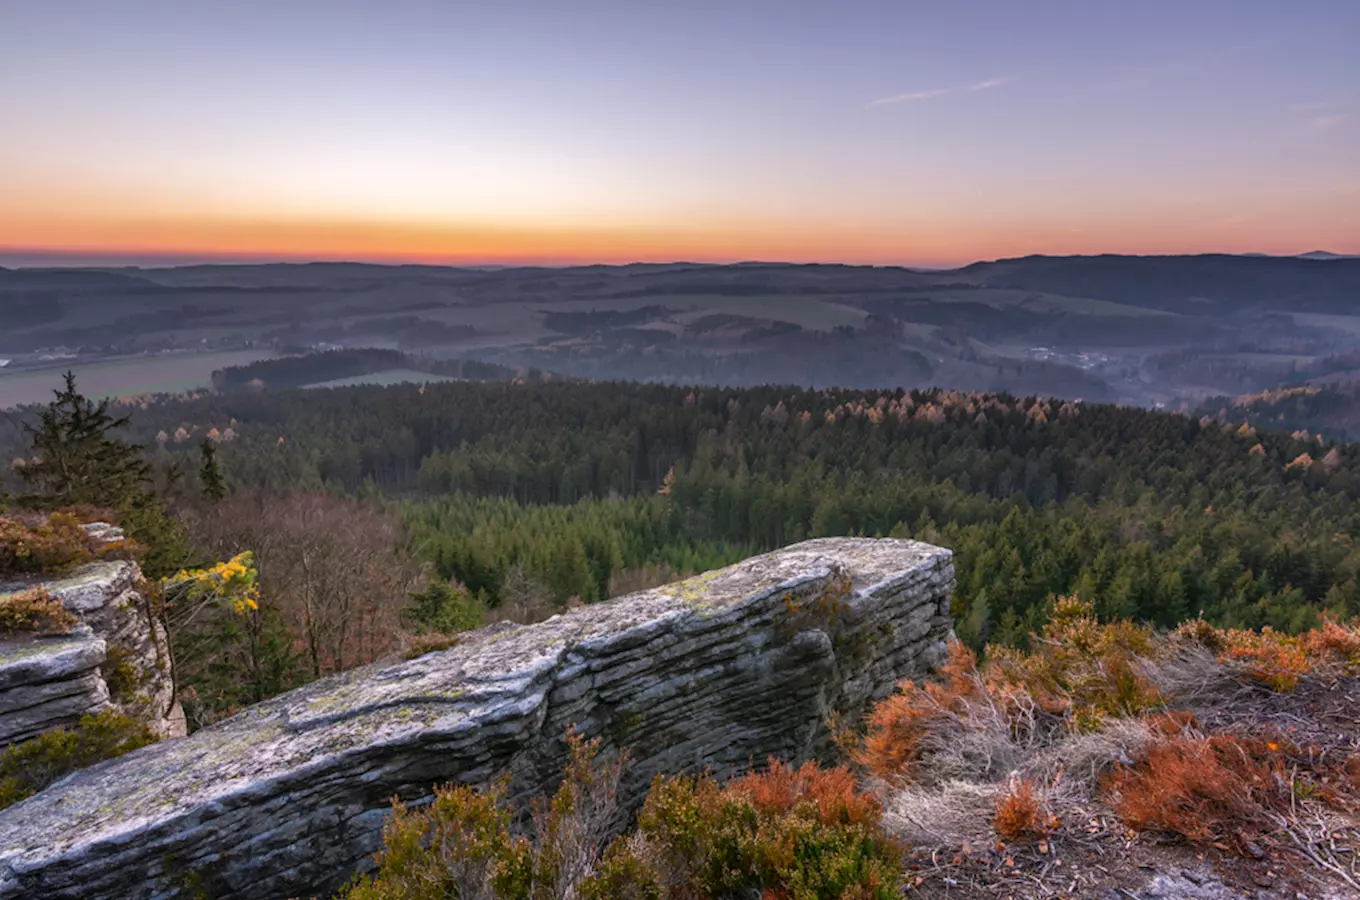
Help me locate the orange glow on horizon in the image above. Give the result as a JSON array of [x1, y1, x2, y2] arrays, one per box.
[[4, 209, 1357, 269]]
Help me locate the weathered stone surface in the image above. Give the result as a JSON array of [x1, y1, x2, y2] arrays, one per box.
[[0, 629, 111, 745], [0, 537, 954, 900], [0, 524, 184, 748]]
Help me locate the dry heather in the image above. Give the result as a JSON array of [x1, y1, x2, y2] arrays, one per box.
[[0, 587, 77, 638], [343, 599, 1360, 899], [859, 598, 1360, 898]]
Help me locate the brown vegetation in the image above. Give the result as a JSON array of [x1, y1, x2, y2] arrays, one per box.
[[189, 491, 423, 676], [346, 739, 899, 900], [992, 777, 1052, 842], [0, 586, 76, 638], [861, 605, 1360, 897], [0, 512, 95, 576], [163, 491, 428, 727]]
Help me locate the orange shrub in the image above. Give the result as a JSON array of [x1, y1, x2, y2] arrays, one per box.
[[730, 759, 882, 829], [855, 641, 980, 782], [1104, 733, 1294, 852], [1221, 627, 1310, 692], [993, 777, 1051, 842], [612, 760, 901, 900], [857, 599, 1170, 784], [985, 596, 1163, 728], [0, 513, 94, 576], [1176, 617, 1360, 690], [1301, 617, 1360, 669]]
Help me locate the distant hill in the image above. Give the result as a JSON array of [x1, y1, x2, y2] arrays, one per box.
[[1297, 250, 1358, 260], [5, 253, 1360, 408], [953, 253, 1360, 313]]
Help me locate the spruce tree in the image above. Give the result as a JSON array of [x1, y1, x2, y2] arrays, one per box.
[[199, 438, 228, 501], [20, 372, 151, 508]]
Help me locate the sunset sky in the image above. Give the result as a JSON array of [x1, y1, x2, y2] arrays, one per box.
[[2, 0, 1357, 268]]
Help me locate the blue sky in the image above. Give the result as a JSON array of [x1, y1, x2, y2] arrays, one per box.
[[2, 0, 1356, 265]]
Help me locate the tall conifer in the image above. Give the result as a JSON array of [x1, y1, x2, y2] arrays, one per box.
[[20, 372, 150, 508]]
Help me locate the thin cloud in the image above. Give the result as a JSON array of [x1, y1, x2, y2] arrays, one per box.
[[869, 87, 951, 106], [966, 77, 1012, 92], [869, 76, 1012, 106], [1308, 113, 1350, 131]]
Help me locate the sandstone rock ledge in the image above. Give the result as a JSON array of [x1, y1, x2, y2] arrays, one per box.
[[0, 537, 954, 900], [0, 537, 184, 748]]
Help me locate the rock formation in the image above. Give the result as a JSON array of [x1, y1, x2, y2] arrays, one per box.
[[0, 537, 953, 900], [0, 525, 184, 747]]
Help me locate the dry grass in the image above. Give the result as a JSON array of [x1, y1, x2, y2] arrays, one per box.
[[857, 598, 1166, 790], [0, 513, 94, 576], [1175, 615, 1360, 691], [860, 602, 1360, 894]]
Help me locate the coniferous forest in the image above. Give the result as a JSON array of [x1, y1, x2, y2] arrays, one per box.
[[4, 379, 1355, 697]]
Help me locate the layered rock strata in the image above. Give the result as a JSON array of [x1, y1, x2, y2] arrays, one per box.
[[0, 525, 184, 747], [0, 537, 954, 899]]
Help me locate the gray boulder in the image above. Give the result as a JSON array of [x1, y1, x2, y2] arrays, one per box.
[[0, 547, 184, 748], [0, 537, 954, 899]]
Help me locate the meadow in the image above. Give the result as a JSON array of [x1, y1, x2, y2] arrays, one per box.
[[0, 350, 275, 409]]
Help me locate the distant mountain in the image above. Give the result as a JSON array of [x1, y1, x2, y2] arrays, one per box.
[[953, 253, 1360, 313], [1297, 250, 1358, 261]]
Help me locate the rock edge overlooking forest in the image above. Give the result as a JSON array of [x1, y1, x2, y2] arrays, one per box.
[[0, 536, 954, 899]]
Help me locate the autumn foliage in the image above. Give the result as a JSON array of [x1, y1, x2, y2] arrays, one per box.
[[346, 745, 899, 900], [0, 587, 76, 638], [1099, 729, 1360, 853], [589, 759, 900, 900], [857, 597, 1165, 785], [1176, 615, 1360, 691], [992, 777, 1052, 842]]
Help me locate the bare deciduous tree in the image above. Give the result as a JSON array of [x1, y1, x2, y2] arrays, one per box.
[[185, 490, 423, 679]]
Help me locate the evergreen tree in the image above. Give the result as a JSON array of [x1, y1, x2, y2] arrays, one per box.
[[199, 438, 228, 501], [18, 372, 189, 578], [20, 372, 150, 508]]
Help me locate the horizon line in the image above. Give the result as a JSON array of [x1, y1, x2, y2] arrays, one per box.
[[1, 247, 1353, 272]]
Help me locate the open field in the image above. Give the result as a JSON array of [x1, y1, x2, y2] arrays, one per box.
[[4, 257, 1358, 409], [418, 293, 869, 340], [0, 350, 275, 409]]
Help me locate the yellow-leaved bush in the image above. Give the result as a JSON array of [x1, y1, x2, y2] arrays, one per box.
[[164, 551, 260, 615]]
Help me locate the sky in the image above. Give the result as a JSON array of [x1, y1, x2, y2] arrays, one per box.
[[1, 0, 1357, 268]]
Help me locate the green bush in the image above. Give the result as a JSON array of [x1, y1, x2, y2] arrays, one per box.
[[404, 579, 487, 634], [588, 761, 900, 900], [342, 738, 901, 900], [0, 710, 157, 810]]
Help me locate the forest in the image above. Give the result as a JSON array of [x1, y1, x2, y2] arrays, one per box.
[[4, 377, 1357, 729]]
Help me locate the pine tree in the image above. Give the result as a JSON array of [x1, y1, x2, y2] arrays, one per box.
[[199, 438, 228, 501], [20, 372, 151, 508]]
